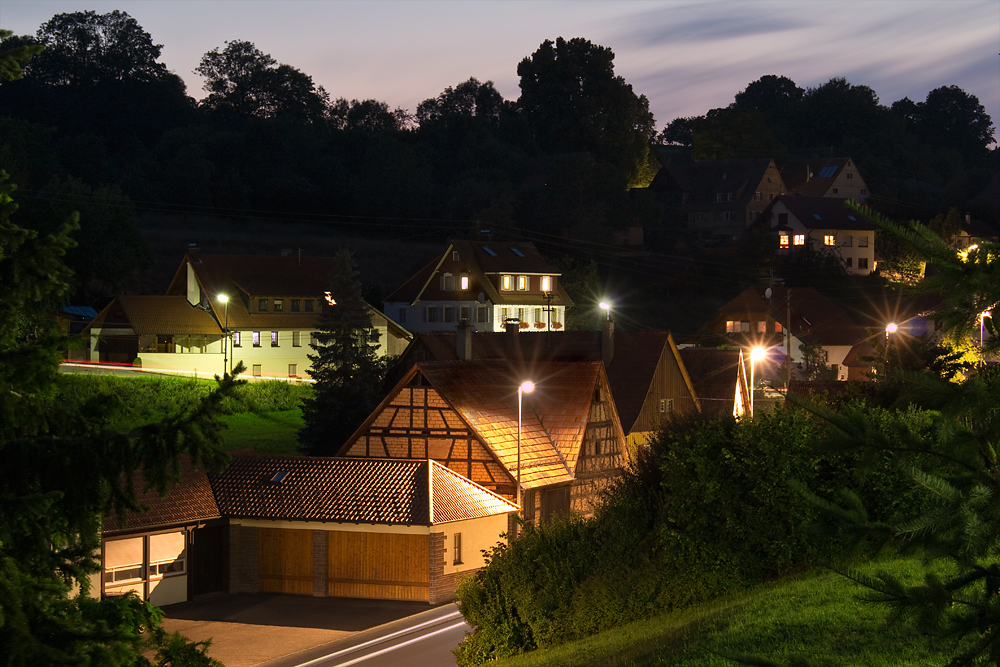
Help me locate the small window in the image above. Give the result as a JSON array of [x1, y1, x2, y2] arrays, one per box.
[[846, 172, 853, 179], [860, 188, 867, 195], [500, 275, 512, 291], [252, 364, 261, 377], [273, 299, 283, 312], [517, 275, 528, 291], [482, 246, 497, 257], [460, 274, 469, 290], [258, 299, 267, 311], [843, 236, 853, 247], [460, 306, 469, 321], [252, 331, 261, 347], [824, 235, 835, 246], [715, 193, 724, 203], [518, 307, 525, 323], [270, 331, 279, 347], [304, 300, 314, 312], [754, 192, 762, 201], [720, 211, 733, 222], [775, 322, 783, 333], [793, 234, 805, 246], [443, 307, 454, 323], [441, 274, 455, 291], [757, 321, 767, 333], [501, 307, 509, 322], [535, 307, 542, 323], [659, 398, 666, 413], [726, 320, 737, 333], [859, 236, 869, 248], [540, 275, 551, 292], [741, 321, 750, 332], [288, 364, 297, 377], [452, 251, 460, 261], [291, 299, 300, 312], [453, 533, 463, 565], [310, 333, 318, 347], [769, 193, 774, 201], [845, 257, 853, 268], [727, 192, 734, 202], [292, 331, 301, 347], [477, 306, 488, 323], [233, 331, 242, 347], [859, 258, 869, 270], [832, 188, 838, 194], [779, 235, 789, 248], [426, 307, 438, 323]]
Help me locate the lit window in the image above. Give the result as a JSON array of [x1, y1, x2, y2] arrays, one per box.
[[758, 321, 767, 333], [659, 398, 667, 413], [273, 299, 283, 312], [252, 331, 261, 347], [460, 274, 469, 290], [252, 364, 261, 377], [233, 331, 241, 347], [779, 235, 789, 248], [288, 364, 297, 377], [292, 331, 301, 347], [518, 307, 525, 322], [540, 276, 551, 292], [500, 275, 512, 291], [824, 235, 835, 246], [270, 331, 278, 347], [775, 322, 783, 333], [517, 275, 528, 291], [793, 235, 805, 246], [501, 307, 509, 322], [535, 307, 542, 323], [726, 320, 736, 333], [258, 299, 267, 311]]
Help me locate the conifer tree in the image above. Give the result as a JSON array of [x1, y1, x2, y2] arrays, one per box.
[[298, 248, 388, 455]]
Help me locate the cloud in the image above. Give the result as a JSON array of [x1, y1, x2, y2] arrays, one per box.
[[619, 2, 807, 45]]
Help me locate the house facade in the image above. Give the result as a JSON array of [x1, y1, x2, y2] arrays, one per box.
[[85, 250, 411, 379], [100, 455, 517, 606], [767, 196, 878, 276], [649, 158, 786, 240], [339, 360, 629, 526], [780, 157, 870, 201], [383, 240, 573, 334]]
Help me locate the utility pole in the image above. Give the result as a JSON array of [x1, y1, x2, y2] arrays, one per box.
[[785, 288, 792, 391]]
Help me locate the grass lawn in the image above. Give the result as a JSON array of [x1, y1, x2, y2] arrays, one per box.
[[219, 410, 304, 456], [487, 557, 953, 667]]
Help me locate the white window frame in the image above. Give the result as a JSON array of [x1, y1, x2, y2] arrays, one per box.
[[793, 234, 806, 246]]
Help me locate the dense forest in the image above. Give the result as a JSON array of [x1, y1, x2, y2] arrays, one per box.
[[0, 10, 996, 329]]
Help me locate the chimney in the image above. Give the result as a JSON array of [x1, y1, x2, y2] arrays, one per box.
[[506, 319, 521, 360], [457, 319, 472, 360], [602, 318, 615, 368]]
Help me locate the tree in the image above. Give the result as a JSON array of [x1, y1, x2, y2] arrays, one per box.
[[0, 29, 43, 82], [795, 204, 1000, 666], [516, 37, 655, 183], [416, 77, 507, 129], [913, 86, 994, 168], [195, 40, 328, 121], [0, 170, 231, 665], [299, 248, 388, 456], [799, 340, 837, 381], [690, 107, 787, 164]]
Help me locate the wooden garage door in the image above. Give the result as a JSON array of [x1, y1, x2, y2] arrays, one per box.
[[327, 532, 429, 601], [259, 528, 313, 595]]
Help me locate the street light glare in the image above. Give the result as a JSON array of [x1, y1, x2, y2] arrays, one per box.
[[886, 322, 898, 334], [219, 294, 228, 303], [750, 347, 767, 363], [599, 301, 610, 311], [520, 380, 535, 394]]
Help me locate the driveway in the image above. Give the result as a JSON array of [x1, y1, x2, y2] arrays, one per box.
[[162, 594, 456, 667]]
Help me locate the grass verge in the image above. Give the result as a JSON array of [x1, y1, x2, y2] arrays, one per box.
[[218, 410, 304, 456], [486, 557, 951, 667]]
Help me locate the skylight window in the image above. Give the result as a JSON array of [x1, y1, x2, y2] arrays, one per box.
[[818, 166, 838, 178], [482, 246, 497, 256], [812, 214, 822, 220], [847, 215, 857, 221], [510, 247, 525, 257], [269, 471, 288, 484]]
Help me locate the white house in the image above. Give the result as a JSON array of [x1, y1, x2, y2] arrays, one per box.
[[769, 196, 877, 276]]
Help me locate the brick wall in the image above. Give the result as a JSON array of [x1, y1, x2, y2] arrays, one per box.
[[312, 530, 328, 597], [428, 532, 447, 604]]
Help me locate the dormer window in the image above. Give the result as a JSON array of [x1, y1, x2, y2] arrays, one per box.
[[517, 275, 528, 291], [291, 299, 300, 312], [304, 300, 314, 312], [500, 275, 512, 291], [273, 299, 283, 312], [258, 299, 267, 311]]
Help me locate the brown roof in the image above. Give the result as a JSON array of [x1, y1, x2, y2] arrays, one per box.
[[103, 457, 221, 534], [88, 295, 222, 336], [391, 329, 694, 434], [775, 196, 877, 231], [650, 158, 778, 210], [678, 348, 743, 415], [781, 158, 853, 197], [209, 455, 517, 525]]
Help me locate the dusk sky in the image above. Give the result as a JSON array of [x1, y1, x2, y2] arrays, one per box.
[[3, 1, 998, 140]]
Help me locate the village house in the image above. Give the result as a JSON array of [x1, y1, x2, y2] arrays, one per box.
[[780, 157, 870, 201], [85, 249, 410, 379], [338, 359, 629, 527], [383, 239, 573, 334]]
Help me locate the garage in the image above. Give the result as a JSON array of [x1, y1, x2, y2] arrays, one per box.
[[327, 531, 429, 601]]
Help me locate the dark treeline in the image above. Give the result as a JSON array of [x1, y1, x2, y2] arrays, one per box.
[[0, 11, 995, 311]]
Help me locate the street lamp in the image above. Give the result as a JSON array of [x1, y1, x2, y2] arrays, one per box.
[[885, 322, 898, 338], [981, 310, 992, 364], [219, 294, 229, 375], [517, 380, 535, 511], [599, 301, 611, 321], [749, 346, 766, 418]]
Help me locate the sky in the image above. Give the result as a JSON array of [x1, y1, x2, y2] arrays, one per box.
[[2, 0, 998, 140]]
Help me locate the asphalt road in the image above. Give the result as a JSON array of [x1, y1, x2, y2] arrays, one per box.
[[273, 606, 469, 667]]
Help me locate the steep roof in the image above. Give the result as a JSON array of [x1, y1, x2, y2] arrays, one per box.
[[678, 348, 744, 415], [775, 196, 877, 231], [650, 158, 778, 210], [87, 295, 222, 336], [103, 457, 221, 534], [389, 329, 695, 433], [781, 157, 854, 197], [209, 455, 517, 525]]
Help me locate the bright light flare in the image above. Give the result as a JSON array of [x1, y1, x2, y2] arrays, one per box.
[[750, 346, 767, 363], [218, 294, 228, 303], [519, 380, 535, 394], [886, 322, 898, 334]]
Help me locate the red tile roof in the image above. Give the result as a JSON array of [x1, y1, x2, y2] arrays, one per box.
[[89, 296, 222, 336], [776, 195, 877, 231], [716, 285, 866, 346], [209, 455, 517, 525], [103, 457, 221, 533]]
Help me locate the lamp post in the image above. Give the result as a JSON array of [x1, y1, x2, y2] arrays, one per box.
[[884, 322, 897, 374], [749, 347, 766, 418], [517, 380, 535, 512], [981, 310, 992, 365], [599, 301, 611, 321], [219, 294, 229, 375]]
